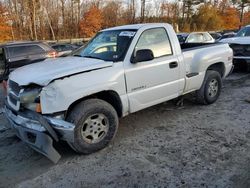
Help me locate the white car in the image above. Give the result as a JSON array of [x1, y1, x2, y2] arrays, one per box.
[[5, 23, 233, 163], [177, 32, 215, 44]]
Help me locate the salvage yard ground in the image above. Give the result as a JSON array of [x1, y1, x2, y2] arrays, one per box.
[[0, 73, 250, 188]]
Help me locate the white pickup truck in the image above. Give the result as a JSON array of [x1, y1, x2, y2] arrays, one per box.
[[5, 23, 233, 163]]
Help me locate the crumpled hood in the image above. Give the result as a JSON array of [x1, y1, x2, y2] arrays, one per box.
[[9, 56, 113, 86], [220, 37, 250, 45]]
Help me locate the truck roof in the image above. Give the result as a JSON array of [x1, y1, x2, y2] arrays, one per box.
[[0, 41, 44, 48], [102, 23, 171, 32]]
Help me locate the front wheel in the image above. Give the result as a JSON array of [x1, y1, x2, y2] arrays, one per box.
[[66, 99, 119, 154], [195, 70, 222, 105]]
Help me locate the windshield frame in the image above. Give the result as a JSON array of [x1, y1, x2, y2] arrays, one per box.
[[72, 29, 137, 62]]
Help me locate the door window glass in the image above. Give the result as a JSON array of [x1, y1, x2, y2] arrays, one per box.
[[26, 45, 44, 54], [8, 45, 44, 57], [135, 28, 172, 58]]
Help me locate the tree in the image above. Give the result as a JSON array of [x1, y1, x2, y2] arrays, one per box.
[[221, 7, 240, 29], [232, 0, 250, 27], [243, 10, 250, 24], [129, 0, 136, 24], [60, 0, 66, 38], [79, 5, 103, 37], [141, 0, 146, 22], [102, 1, 121, 28], [24, 0, 40, 40], [0, 2, 12, 42], [179, 0, 204, 30], [1, 0, 248, 41], [193, 4, 223, 31], [161, 2, 180, 25]]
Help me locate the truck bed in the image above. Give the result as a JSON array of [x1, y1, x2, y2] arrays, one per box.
[[182, 43, 229, 74], [181, 42, 223, 51]]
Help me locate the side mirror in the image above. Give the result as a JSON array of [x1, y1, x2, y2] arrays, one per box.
[[131, 49, 154, 63]]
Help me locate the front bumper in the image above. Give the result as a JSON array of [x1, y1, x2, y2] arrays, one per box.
[[234, 56, 250, 60], [233, 57, 250, 71], [4, 105, 75, 163]]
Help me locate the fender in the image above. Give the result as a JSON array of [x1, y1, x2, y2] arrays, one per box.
[[40, 62, 128, 114]]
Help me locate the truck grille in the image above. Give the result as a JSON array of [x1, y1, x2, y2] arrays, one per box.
[[9, 80, 21, 95], [229, 44, 250, 57], [9, 94, 17, 105], [7, 80, 21, 110]]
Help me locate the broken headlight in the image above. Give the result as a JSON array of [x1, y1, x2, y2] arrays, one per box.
[[19, 87, 41, 104], [19, 87, 42, 111]]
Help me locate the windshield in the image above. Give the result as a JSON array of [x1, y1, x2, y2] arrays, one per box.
[[236, 26, 250, 37], [73, 30, 136, 61]]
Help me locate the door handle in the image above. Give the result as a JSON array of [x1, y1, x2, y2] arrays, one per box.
[[169, 61, 178, 69]]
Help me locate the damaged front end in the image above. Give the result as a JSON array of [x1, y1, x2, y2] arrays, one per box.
[[229, 43, 250, 71], [4, 80, 75, 163]]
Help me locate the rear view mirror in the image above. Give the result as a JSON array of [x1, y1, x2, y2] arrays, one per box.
[[131, 49, 154, 63]]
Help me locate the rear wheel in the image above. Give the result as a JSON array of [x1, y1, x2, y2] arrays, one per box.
[[66, 99, 119, 154], [196, 70, 222, 105]]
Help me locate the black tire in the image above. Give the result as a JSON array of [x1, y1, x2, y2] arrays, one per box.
[[195, 70, 222, 105], [66, 99, 119, 154]]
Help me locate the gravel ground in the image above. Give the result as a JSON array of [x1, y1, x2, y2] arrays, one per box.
[[0, 73, 250, 188]]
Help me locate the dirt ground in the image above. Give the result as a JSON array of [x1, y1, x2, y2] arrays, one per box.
[[0, 73, 250, 188]]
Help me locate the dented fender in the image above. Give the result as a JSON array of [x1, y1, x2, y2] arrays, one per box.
[[40, 62, 128, 114]]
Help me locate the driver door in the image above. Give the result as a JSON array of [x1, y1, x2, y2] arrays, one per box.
[[124, 28, 181, 113]]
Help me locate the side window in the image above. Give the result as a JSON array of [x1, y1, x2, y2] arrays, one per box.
[[53, 45, 62, 52], [25, 45, 44, 54], [204, 33, 212, 41], [8, 46, 28, 57], [62, 45, 69, 51], [8, 45, 44, 57], [135, 28, 172, 58], [64, 44, 73, 50]]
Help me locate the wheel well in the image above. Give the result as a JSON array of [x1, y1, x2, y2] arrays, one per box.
[[207, 62, 225, 77], [67, 90, 123, 118]]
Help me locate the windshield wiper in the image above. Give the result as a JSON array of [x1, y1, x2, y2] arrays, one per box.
[[83, 55, 103, 60]]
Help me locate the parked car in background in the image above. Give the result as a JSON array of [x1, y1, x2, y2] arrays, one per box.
[[177, 33, 189, 44], [0, 41, 57, 81], [5, 23, 233, 163], [209, 32, 222, 41], [186, 32, 215, 43], [51, 43, 79, 57], [73, 41, 85, 48], [220, 25, 250, 71], [219, 32, 236, 40], [177, 32, 215, 46]]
